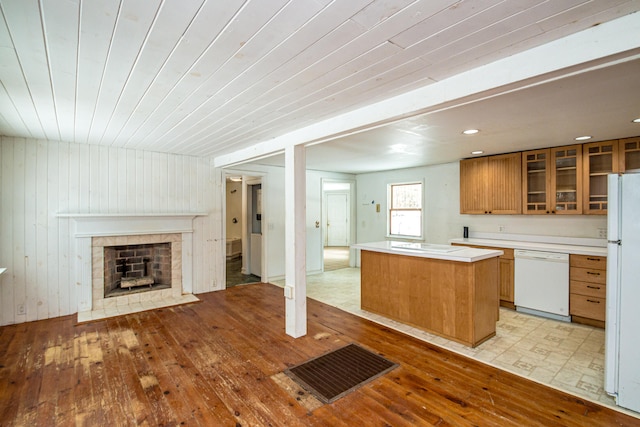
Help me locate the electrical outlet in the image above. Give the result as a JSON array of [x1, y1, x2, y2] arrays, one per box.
[[17, 304, 25, 315], [598, 228, 607, 239], [498, 225, 506, 232]]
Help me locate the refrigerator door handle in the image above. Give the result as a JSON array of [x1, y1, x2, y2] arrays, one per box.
[[608, 240, 621, 245]]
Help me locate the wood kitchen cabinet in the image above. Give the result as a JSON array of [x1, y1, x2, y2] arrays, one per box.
[[460, 153, 521, 214], [522, 145, 582, 214], [452, 243, 514, 309], [619, 136, 640, 172], [583, 140, 619, 214], [570, 254, 606, 328]]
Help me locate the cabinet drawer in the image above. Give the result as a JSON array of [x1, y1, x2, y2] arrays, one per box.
[[570, 294, 605, 321], [570, 266, 606, 285], [570, 254, 607, 269], [570, 280, 606, 298]]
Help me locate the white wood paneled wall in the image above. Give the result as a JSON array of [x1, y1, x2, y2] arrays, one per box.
[[0, 136, 222, 326]]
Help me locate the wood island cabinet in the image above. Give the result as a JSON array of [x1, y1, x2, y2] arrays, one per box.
[[360, 250, 499, 347], [570, 254, 606, 328], [453, 243, 514, 308], [460, 153, 521, 215], [522, 145, 582, 214]]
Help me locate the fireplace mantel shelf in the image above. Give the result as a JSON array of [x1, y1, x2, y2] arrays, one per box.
[[62, 213, 206, 238]]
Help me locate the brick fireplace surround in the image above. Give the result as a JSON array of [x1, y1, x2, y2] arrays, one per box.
[[61, 213, 203, 322]]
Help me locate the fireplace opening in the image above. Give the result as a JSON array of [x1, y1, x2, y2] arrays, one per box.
[[104, 242, 172, 298]]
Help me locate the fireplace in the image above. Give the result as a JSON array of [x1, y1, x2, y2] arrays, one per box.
[[92, 233, 183, 311], [103, 242, 172, 298], [62, 213, 202, 315]]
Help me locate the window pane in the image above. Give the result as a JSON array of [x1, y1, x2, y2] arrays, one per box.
[[392, 184, 421, 208], [390, 210, 421, 237]]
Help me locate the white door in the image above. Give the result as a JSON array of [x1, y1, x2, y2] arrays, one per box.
[[326, 193, 349, 246]]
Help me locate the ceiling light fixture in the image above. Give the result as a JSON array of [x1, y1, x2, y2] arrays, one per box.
[[228, 176, 242, 182], [633, 118, 640, 123], [463, 129, 479, 135], [471, 150, 484, 155], [575, 135, 592, 141]]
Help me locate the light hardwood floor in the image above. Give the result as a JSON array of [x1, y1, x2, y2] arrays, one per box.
[[1, 283, 638, 426]]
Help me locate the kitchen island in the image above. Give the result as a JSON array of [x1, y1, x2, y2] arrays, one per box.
[[353, 241, 503, 347]]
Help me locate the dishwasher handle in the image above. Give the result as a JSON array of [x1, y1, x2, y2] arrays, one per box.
[[514, 249, 569, 262]]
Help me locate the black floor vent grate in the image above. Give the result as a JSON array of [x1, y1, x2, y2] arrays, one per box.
[[284, 343, 398, 404]]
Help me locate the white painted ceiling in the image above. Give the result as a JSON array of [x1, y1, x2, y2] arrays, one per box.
[[1, 1, 640, 174]]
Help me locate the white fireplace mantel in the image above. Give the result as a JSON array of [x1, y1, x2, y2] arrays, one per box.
[[59, 212, 207, 313], [58, 213, 207, 237]]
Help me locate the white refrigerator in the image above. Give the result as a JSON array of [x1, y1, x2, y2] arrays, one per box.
[[605, 173, 640, 413]]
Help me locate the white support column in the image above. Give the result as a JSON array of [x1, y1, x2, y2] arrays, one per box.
[[284, 144, 307, 338]]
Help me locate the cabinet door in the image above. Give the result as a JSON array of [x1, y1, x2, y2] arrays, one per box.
[[498, 258, 514, 303], [460, 157, 488, 214], [522, 149, 551, 214], [488, 153, 522, 214], [619, 137, 640, 172], [550, 145, 582, 214], [583, 140, 619, 214]]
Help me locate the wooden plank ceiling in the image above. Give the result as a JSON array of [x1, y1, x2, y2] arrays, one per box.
[[1, 0, 639, 160]]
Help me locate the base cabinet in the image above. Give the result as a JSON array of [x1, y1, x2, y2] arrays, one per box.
[[360, 250, 499, 347], [569, 254, 606, 328], [453, 243, 514, 308]]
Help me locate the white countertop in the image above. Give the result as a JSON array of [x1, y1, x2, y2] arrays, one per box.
[[449, 236, 607, 256], [352, 241, 503, 263]]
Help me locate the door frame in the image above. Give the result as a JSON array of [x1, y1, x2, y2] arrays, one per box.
[[321, 178, 357, 270], [223, 170, 267, 283]]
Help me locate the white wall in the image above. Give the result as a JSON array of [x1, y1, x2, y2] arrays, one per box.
[[0, 136, 222, 326], [229, 163, 355, 280], [356, 161, 607, 245]]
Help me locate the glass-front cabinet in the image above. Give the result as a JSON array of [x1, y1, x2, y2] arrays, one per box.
[[551, 145, 582, 214], [522, 149, 550, 214], [523, 146, 582, 214], [583, 140, 618, 214], [619, 136, 640, 172]]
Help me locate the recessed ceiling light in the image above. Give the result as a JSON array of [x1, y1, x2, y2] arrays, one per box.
[[633, 118, 640, 123], [471, 150, 484, 155], [463, 129, 479, 135], [575, 135, 592, 141]]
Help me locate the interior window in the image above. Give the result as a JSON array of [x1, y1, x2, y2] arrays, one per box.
[[388, 182, 423, 238]]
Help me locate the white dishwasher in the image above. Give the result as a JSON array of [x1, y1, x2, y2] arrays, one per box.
[[514, 249, 570, 322]]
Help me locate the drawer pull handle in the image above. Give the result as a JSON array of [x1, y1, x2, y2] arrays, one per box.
[[587, 299, 600, 304], [586, 285, 601, 289], [587, 272, 600, 276], [586, 257, 601, 261]]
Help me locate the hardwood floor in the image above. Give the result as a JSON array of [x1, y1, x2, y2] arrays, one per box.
[[1, 283, 638, 426]]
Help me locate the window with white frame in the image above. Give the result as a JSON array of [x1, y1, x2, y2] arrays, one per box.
[[388, 181, 423, 238]]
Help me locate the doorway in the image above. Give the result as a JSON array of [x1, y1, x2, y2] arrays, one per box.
[[322, 180, 354, 272], [225, 174, 263, 288]]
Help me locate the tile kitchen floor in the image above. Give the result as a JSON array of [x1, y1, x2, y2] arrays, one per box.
[[273, 267, 631, 415]]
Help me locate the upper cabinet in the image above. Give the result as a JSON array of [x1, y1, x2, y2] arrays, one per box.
[[522, 145, 582, 214], [583, 140, 618, 214], [460, 153, 521, 215], [619, 136, 640, 172], [522, 149, 550, 214], [551, 145, 583, 214], [462, 136, 639, 215]]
